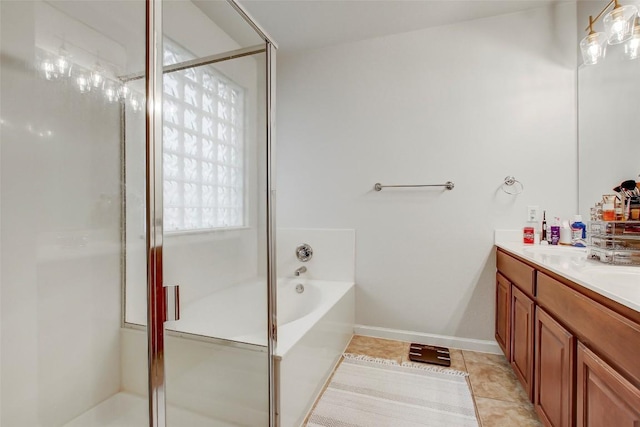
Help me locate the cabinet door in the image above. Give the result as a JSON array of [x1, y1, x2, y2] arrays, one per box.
[[511, 285, 535, 400], [534, 307, 574, 427], [496, 273, 511, 359], [577, 342, 640, 427], [497, 250, 536, 297]]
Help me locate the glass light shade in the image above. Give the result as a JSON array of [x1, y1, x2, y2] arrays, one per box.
[[90, 63, 105, 89], [580, 32, 607, 65], [55, 52, 70, 76], [625, 18, 640, 59], [129, 96, 142, 112], [624, 34, 640, 59], [118, 84, 131, 100], [104, 83, 118, 103], [76, 74, 91, 93], [41, 60, 57, 80], [603, 5, 638, 44]]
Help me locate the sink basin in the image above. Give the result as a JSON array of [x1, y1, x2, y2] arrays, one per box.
[[522, 246, 587, 257], [580, 266, 640, 286]]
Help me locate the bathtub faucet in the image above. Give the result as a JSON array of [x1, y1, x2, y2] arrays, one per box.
[[294, 266, 307, 276]]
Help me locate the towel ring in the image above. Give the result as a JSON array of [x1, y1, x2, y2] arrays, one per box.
[[502, 176, 524, 195]]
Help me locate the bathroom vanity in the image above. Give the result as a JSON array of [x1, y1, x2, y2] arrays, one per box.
[[494, 243, 640, 427]]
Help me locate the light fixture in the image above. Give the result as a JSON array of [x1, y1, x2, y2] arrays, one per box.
[[76, 73, 91, 93], [41, 59, 57, 80], [37, 46, 143, 113], [118, 84, 131, 100], [104, 82, 119, 103], [90, 61, 105, 89], [581, 16, 608, 65], [603, 0, 637, 44], [55, 44, 71, 77], [624, 16, 640, 59], [581, 0, 639, 65], [129, 95, 142, 112]]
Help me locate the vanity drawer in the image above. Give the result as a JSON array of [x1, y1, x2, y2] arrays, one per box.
[[497, 250, 535, 297], [537, 272, 640, 386]]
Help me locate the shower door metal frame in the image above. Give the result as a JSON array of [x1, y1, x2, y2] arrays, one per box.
[[145, 0, 165, 426], [144, 0, 279, 426], [265, 41, 278, 427]]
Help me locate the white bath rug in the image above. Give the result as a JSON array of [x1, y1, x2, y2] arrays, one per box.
[[307, 353, 479, 427]]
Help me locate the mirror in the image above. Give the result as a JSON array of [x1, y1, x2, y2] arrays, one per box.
[[578, 0, 640, 218]]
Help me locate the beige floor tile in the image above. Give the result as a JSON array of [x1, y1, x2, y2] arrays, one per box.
[[463, 350, 529, 404], [475, 397, 542, 427], [447, 348, 467, 373], [345, 335, 407, 363], [462, 350, 510, 368]]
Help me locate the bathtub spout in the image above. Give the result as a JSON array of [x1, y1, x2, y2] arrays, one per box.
[[294, 266, 307, 276]]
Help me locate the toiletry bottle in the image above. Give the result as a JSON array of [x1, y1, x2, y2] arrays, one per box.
[[631, 197, 640, 220], [615, 198, 624, 220], [550, 218, 560, 245], [571, 215, 587, 247], [523, 226, 534, 244], [591, 202, 603, 221], [541, 211, 547, 243], [603, 203, 615, 221], [559, 219, 572, 245]]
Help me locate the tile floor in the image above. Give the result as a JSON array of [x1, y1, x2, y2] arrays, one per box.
[[307, 335, 542, 427]]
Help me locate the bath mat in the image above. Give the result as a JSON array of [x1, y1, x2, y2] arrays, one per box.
[[307, 353, 479, 427]]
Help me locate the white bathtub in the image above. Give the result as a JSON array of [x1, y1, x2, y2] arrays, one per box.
[[121, 278, 353, 426], [156, 277, 354, 426], [276, 280, 355, 427], [165, 278, 353, 356]]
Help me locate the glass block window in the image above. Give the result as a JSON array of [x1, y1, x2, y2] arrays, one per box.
[[163, 40, 245, 232]]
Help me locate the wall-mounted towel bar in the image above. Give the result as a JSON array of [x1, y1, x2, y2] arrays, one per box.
[[501, 176, 523, 195], [374, 181, 455, 191]]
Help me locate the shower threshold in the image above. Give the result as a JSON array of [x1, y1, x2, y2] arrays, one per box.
[[62, 392, 239, 427]]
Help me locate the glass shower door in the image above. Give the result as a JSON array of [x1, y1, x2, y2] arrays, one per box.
[[160, 50, 271, 426], [0, 1, 149, 426], [122, 1, 277, 425], [2, 0, 275, 425]]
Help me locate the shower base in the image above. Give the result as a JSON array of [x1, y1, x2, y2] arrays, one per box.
[[62, 392, 238, 427]]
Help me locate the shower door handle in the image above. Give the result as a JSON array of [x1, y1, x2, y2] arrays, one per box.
[[164, 285, 180, 322]]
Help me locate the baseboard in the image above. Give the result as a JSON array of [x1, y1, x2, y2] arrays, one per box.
[[354, 325, 502, 354]]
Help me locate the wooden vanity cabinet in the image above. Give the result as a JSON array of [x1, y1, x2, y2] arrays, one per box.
[[497, 247, 640, 427], [576, 342, 640, 427], [497, 250, 535, 297], [495, 273, 511, 359], [534, 307, 574, 427], [536, 272, 640, 386], [496, 250, 535, 400], [511, 285, 535, 400]]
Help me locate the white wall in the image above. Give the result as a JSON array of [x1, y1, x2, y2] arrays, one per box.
[[277, 228, 355, 282], [276, 3, 578, 344]]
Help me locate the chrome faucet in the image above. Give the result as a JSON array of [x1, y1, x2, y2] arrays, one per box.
[[294, 266, 307, 276]]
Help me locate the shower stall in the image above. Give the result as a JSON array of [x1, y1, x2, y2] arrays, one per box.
[[0, 0, 277, 425]]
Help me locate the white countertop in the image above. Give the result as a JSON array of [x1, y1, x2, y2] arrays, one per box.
[[496, 241, 640, 313]]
